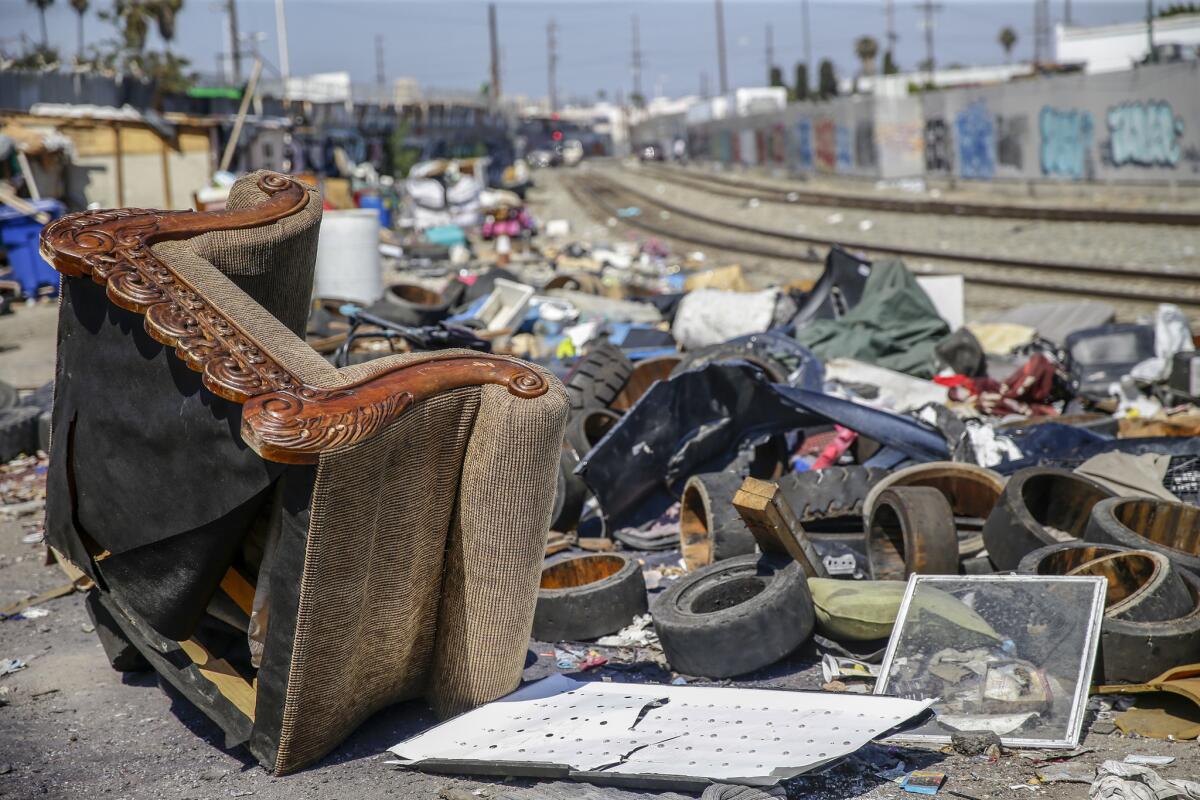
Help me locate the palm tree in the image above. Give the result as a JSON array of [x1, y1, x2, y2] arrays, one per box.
[[28, 0, 55, 49], [998, 26, 1018, 64], [153, 0, 182, 51], [854, 35, 879, 76], [69, 0, 87, 60]]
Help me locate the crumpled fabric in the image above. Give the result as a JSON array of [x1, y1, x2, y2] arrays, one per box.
[[936, 353, 1064, 416], [1089, 760, 1200, 800], [1131, 304, 1195, 383], [672, 288, 782, 349], [794, 260, 950, 378], [1075, 452, 1178, 502]]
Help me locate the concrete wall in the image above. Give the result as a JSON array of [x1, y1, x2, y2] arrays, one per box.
[[669, 62, 1200, 185]]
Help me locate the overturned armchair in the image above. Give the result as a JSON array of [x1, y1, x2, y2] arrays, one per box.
[[38, 171, 568, 774]]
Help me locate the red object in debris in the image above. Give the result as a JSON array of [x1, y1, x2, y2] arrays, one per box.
[[812, 425, 858, 469], [937, 353, 1062, 417]]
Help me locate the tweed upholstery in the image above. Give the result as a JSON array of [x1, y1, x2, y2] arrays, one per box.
[[147, 202, 569, 775], [188, 170, 322, 337]]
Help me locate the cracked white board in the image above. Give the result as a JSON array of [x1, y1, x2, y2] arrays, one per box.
[[387, 675, 933, 791]]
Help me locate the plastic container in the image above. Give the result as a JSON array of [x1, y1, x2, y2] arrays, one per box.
[[0, 200, 64, 298], [357, 195, 390, 229], [313, 209, 383, 305]]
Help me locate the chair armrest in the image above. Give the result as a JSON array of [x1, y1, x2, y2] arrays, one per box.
[[41, 172, 551, 465]]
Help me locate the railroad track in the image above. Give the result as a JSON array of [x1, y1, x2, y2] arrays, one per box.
[[633, 163, 1200, 227], [567, 171, 1200, 308]]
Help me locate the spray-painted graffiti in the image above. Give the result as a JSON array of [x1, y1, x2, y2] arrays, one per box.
[[796, 119, 814, 168], [1107, 101, 1185, 167], [924, 119, 952, 173], [835, 125, 853, 171], [718, 130, 733, 164], [738, 129, 755, 165], [815, 119, 837, 171], [855, 120, 877, 168], [995, 114, 1027, 170], [955, 100, 996, 179], [1040, 106, 1094, 179], [769, 124, 787, 164]]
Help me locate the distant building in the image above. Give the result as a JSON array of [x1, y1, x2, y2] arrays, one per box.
[[852, 63, 1037, 97], [1056, 13, 1200, 74]]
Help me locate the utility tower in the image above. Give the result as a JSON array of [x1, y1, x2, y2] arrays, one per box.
[[1033, 0, 1050, 65], [885, 0, 897, 54], [488, 3, 501, 106], [546, 18, 558, 112], [375, 34, 385, 88], [632, 15, 643, 101], [915, 0, 942, 83], [715, 0, 729, 95]]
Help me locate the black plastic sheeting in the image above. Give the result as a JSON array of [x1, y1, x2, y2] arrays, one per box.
[[575, 361, 949, 533]]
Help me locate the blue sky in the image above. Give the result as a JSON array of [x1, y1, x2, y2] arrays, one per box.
[[2, 1, 1150, 101]]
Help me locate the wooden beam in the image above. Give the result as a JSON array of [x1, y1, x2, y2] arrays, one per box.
[[733, 476, 828, 577]]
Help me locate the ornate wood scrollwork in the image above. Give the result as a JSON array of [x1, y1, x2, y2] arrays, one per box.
[[40, 172, 550, 465]]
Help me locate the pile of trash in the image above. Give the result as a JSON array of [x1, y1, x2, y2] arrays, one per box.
[[317, 210, 1200, 792]]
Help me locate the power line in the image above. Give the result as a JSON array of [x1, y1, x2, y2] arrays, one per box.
[[546, 18, 558, 111]]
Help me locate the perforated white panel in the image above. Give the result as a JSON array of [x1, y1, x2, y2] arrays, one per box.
[[389, 675, 933, 786]]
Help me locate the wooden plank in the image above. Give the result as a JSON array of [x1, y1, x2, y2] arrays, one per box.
[[178, 638, 257, 721], [733, 477, 828, 578], [220, 568, 256, 616]]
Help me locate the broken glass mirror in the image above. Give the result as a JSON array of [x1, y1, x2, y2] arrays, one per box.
[[874, 574, 1106, 748]]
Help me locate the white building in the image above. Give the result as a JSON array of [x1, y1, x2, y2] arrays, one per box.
[[852, 63, 1036, 97], [1056, 13, 1200, 74]]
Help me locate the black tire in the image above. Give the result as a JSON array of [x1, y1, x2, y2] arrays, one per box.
[[564, 343, 633, 412], [369, 282, 451, 327], [1085, 497, 1200, 577], [679, 472, 757, 571], [84, 590, 150, 672], [777, 466, 890, 533], [1017, 542, 1200, 683], [564, 407, 621, 458], [653, 554, 815, 678], [982, 467, 1115, 571], [671, 340, 788, 383], [866, 486, 959, 580], [550, 448, 587, 532], [0, 379, 18, 410], [0, 406, 40, 462], [532, 554, 647, 641]]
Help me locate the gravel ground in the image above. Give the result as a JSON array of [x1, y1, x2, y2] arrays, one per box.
[[533, 160, 1200, 322], [674, 161, 1200, 212]]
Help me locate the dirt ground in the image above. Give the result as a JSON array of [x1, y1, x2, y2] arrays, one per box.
[[1, 503, 1197, 800]]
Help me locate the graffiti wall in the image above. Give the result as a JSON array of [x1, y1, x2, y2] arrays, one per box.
[[673, 60, 1198, 184]]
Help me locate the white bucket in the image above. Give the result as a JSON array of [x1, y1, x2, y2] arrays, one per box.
[[313, 209, 383, 305]]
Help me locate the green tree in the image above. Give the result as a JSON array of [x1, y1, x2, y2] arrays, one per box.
[[818, 58, 838, 98], [27, 0, 54, 49], [793, 62, 809, 101], [768, 65, 785, 89], [854, 35, 879, 76], [998, 26, 1018, 64], [69, 0, 88, 60], [882, 49, 899, 74]]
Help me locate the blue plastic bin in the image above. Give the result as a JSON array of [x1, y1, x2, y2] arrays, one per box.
[[0, 200, 64, 298], [357, 195, 391, 229]]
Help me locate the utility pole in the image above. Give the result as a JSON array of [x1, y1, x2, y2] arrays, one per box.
[[274, 0, 290, 100], [632, 15, 643, 102], [885, 0, 897, 54], [765, 22, 775, 77], [802, 0, 813, 73], [488, 3, 502, 106], [546, 18, 558, 112], [916, 0, 942, 83], [715, 0, 729, 95], [1064, 0, 1072, 26], [1147, 0, 1156, 62], [375, 34, 385, 89], [1034, 0, 1050, 65], [227, 0, 242, 82]]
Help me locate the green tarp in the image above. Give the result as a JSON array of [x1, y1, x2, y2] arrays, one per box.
[[795, 260, 950, 378]]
